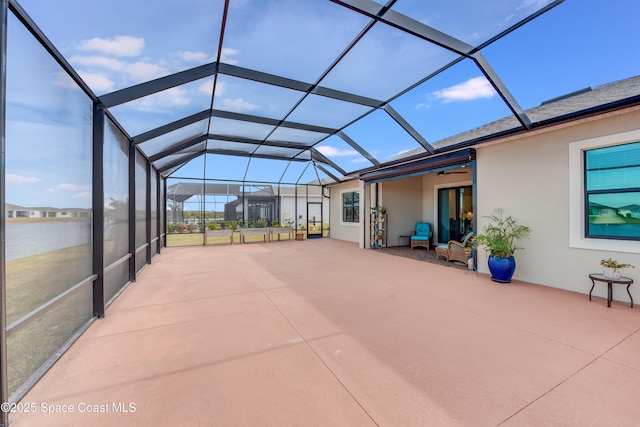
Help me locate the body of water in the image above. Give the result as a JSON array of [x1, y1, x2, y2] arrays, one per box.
[[6, 221, 91, 261]]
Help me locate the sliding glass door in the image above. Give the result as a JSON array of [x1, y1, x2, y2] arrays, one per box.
[[437, 186, 473, 243]]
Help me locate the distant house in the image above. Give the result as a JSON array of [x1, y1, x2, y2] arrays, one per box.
[[166, 182, 328, 228], [5, 203, 90, 219], [5, 203, 30, 218], [619, 205, 640, 219]]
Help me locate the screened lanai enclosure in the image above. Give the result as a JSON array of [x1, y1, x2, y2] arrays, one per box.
[[4, 0, 633, 421]]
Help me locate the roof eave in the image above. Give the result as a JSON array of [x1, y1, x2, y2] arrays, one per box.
[[349, 93, 640, 177]]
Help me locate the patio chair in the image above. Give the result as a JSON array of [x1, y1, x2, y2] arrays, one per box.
[[435, 232, 474, 265], [410, 222, 432, 250]]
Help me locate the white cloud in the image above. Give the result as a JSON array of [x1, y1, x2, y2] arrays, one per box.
[[6, 174, 41, 183], [78, 72, 115, 92], [213, 80, 226, 96], [468, 32, 482, 41], [74, 191, 93, 201], [316, 146, 357, 157], [131, 87, 191, 112], [517, 0, 553, 13], [71, 56, 127, 72], [218, 98, 259, 112], [46, 183, 91, 194], [57, 183, 91, 192], [71, 55, 168, 85], [416, 102, 431, 110], [77, 35, 144, 57], [52, 71, 81, 90], [507, 0, 552, 24], [221, 47, 239, 65], [198, 79, 215, 95], [432, 76, 496, 102], [125, 60, 169, 83], [160, 87, 191, 106], [177, 50, 211, 63]]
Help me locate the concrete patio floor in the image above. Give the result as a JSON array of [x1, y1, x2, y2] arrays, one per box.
[[11, 238, 640, 426]]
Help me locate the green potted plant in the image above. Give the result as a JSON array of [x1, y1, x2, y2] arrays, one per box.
[[296, 223, 306, 240], [475, 208, 531, 283], [371, 205, 386, 215], [463, 235, 477, 257], [600, 257, 634, 279]]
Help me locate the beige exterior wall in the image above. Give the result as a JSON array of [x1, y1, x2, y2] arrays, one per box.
[[328, 181, 363, 245], [475, 108, 640, 301], [378, 177, 423, 246], [327, 107, 640, 303], [329, 176, 424, 247], [361, 170, 474, 247]]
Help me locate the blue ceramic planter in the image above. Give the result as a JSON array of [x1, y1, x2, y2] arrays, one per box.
[[488, 256, 516, 283]]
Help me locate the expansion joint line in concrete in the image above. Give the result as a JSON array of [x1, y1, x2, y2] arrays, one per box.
[[247, 274, 380, 427], [497, 325, 640, 426]]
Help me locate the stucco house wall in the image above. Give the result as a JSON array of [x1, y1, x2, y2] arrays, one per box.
[[376, 176, 423, 247], [475, 107, 640, 301], [327, 106, 640, 303], [330, 177, 423, 247], [328, 181, 362, 245]]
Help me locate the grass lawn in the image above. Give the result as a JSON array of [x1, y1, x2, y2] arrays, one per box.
[[6, 246, 92, 325], [166, 231, 297, 246], [166, 230, 328, 247], [4, 229, 329, 396], [5, 246, 94, 396], [166, 232, 205, 246]]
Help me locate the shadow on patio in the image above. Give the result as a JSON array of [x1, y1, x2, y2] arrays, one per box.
[[12, 239, 640, 426], [378, 245, 469, 270]]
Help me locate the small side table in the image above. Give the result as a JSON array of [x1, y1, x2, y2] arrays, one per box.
[[588, 274, 634, 308], [399, 234, 412, 246]]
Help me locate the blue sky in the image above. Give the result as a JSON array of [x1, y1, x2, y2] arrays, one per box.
[[5, 0, 640, 208]]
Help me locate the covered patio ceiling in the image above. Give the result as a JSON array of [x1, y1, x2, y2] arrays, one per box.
[[11, 0, 635, 184]]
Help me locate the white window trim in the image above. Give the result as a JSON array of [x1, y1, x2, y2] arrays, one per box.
[[339, 188, 360, 227], [569, 129, 640, 254]]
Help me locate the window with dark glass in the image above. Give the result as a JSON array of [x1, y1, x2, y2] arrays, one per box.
[[342, 192, 359, 223], [584, 141, 640, 240]]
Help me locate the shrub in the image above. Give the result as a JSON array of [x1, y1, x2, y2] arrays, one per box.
[[475, 208, 530, 258]]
